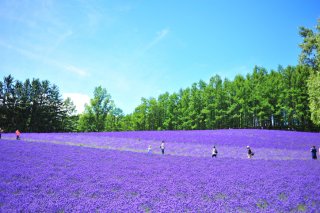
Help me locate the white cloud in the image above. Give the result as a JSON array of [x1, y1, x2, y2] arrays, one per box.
[[62, 93, 91, 114]]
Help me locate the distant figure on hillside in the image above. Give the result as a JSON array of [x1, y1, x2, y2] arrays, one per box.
[[311, 146, 317, 160], [0, 128, 3, 139], [147, 145, 152, 154], [160, 141, 165, 155], [15, 130, 21, 140], [212, 146, 218, 158], [247, 146, 254, 158]]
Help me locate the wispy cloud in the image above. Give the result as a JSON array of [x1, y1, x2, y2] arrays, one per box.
[[0, 39, 43, 60], [64, 65, 89, 77], [62, 93, 91, 114], [0, 39, 89, 77], [79, 0, 109, 31], [47, 30, 73, 54], [144, 28, 170, 52]]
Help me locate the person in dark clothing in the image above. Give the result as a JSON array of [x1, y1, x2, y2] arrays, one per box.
[[247, 146, 254, 158], [311, 146, 317, 159]]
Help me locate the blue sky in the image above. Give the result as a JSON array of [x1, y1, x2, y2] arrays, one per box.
[[0, 0, 319, 114]]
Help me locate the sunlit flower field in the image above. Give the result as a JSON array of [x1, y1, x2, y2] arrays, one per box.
[[1, 129, 320, 212]]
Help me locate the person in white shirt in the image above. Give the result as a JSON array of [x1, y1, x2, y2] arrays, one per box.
[[160, 141, 165, 155], [247, 146, 254, 158], [212, 146, 218, 158], [147, 145, 152, 154]]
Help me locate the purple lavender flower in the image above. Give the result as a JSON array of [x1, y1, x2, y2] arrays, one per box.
[[0, 129, 319, 212]]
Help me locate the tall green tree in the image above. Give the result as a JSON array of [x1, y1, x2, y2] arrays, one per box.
[[62, 97, 78, 132], [308, 72, 320, 126], [0, 75, 67, 132], [106, 107, 124, 131], [132, 98, 149, 130], [266, 68, 283, 128], [299, 19, 320, 126], [78, 86, 113, 132]]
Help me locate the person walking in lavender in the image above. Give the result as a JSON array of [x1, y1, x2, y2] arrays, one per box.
[[212, 146, 218, 158], [0, 128, 3, 139], [147, 145, 152, 154], [311, 146, 317, 160], [247, 146, 254, 158], [160, 141, 165, 155], [15, 129, 21, 140]]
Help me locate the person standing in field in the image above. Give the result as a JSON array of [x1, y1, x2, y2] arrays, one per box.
[[212, 146, 218, 158], [0, 128, 3, 139], [247, 146, 254, 158], [311, 146, 317, 160], [160, 141, 165, 155], [147, 145, 152, 154], [15, 129, 21, 140]]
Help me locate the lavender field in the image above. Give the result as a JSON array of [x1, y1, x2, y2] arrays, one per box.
[[1, 129, 320, 212]]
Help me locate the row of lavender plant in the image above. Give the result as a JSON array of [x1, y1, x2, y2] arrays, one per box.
[[1, 139, 319, 212], [3, 129, 319, 149], [2, 129, 319, 160]]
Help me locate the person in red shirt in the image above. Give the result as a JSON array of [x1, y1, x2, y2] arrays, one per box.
[[15, 130, 21, 140], [0, 128, 3, 139]]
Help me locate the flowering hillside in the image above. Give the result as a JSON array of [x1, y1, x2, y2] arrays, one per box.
[[0, 130, 319, 212]]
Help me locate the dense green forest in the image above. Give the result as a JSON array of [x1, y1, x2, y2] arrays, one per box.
[[0, 20, 319, 132], [0, 75, 78, 132], [129, 65, 316, 131]]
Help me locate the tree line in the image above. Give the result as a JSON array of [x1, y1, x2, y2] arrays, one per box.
[[129, 65, 316, 131], [0, 77, 126, 133], [124, 19, 320, 132], [1, 64, 316, 132], [0, 75, 70, 132], [0, 20, 319, 132]]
